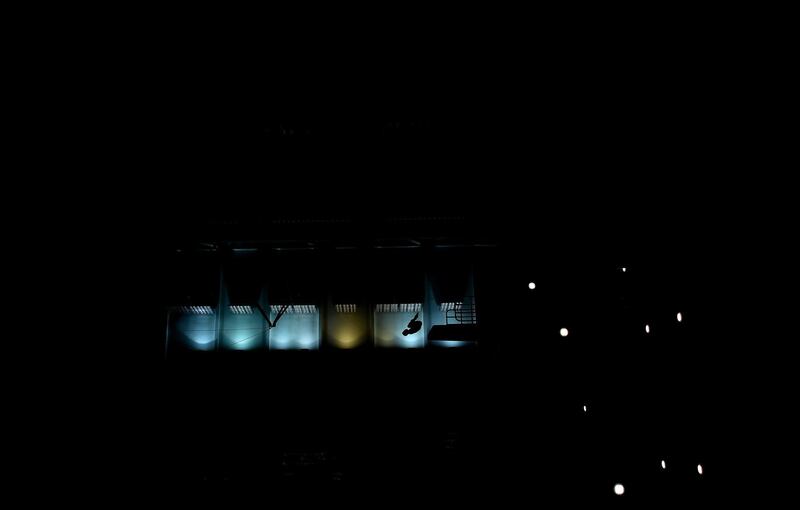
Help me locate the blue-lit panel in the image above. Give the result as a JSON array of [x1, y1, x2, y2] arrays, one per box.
[[173, 313, 217, 351], [374, 312, 425, 348], [220, 313, 265, 350], [269, 313, 320, 350]]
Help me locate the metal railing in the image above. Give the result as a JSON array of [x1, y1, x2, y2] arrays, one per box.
[[445, 301, 477, 325]]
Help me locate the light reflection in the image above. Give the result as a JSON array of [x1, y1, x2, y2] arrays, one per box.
[[269, 313, 320, 350], [430, 340, 469, 348], [175, 314, 216, 350], [329, 312, 367, 349]]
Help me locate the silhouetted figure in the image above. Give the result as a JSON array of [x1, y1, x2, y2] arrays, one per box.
[[403, 312, 422, 336]]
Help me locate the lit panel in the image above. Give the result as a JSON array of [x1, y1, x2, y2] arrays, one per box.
[[173, 312, 216, 351], [374, 303, 424, 348], [328, 309, 367, 349], [220, 310, 265, 350], [269, 306, 320, 350]]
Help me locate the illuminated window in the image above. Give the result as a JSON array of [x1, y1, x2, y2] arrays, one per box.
[[177, 305, 214, 315], [439, 302, 462, 312], [335, 303, 358, 314]]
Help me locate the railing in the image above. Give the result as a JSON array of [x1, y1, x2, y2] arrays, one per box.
[[445, 302, 477, 325]]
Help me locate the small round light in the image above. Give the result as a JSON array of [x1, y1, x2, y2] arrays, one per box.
[[621, 267, 627, 273], [697, 464, 703, 475], [614, 483, 625, 495], [528, 282, 536, 290], [645, 324, 650, 334], [661, 460, 666, 470], [677, 312, 683, 322], [560, 328, 569, 337]]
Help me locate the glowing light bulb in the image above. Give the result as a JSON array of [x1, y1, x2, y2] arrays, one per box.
[[645, 324, 650, 334], [677, 312, 683, 322], [528, 282, 536, 290], [614, 484, 625, 495], [583, 405, 587, 412], [697, 464, 703, 475], [560, 328, 569, 337], [661, 460, 666, 470]]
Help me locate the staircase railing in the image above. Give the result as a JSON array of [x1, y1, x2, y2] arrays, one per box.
[[445, 301, 477, 325]]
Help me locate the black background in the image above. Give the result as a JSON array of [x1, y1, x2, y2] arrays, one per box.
[[35, 9, 777, 503]]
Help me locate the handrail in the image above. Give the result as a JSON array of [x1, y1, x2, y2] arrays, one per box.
[[445, 302, 477, 325]]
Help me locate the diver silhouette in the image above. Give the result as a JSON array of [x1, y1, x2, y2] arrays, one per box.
[[402, 312, 422, 336]]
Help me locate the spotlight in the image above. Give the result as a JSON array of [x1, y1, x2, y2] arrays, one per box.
[[528, 282, 536, 290], [661, 460, 666, 470], [645, 324, 650, 334], [677, 312, 683, 322], [697, 464, 703, 475], [614, 484, 625, 496], [560, 328, 569, 337]]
